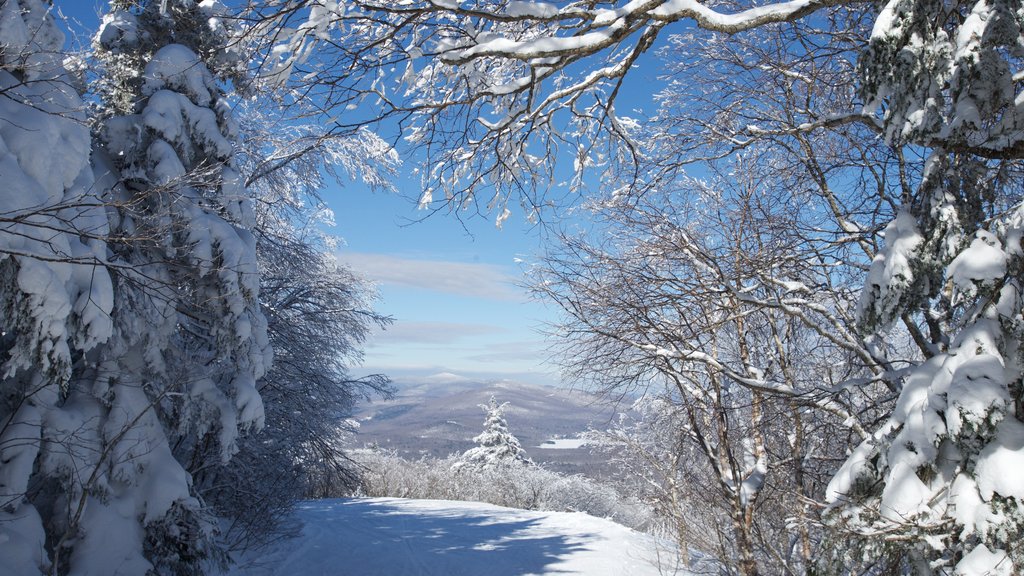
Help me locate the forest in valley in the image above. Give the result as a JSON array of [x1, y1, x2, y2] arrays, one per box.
[[2, 0, 1024, 574]]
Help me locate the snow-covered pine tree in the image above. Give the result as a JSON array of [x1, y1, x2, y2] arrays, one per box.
[[26, 0, 274, 573], [457, 396, 532, 470], [824, 0, 1024, 573], [189, 37, 400, 546], [0, 1, 115, 574]]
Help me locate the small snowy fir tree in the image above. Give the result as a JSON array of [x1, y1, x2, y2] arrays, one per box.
[[825, 0, 1024, 573], [457, 396, 532, 470]]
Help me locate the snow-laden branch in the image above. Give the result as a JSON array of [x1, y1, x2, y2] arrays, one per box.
[[439, 0, 863, 64], [744, 112, 883, 138]]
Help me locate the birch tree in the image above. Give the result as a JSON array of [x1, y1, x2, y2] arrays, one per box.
[[533, 171, 883, 574], [244, 0, 880, 223]]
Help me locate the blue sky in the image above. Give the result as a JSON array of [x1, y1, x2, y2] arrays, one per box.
[[55, 0, 665, 388], [329, 183, 560, 385]]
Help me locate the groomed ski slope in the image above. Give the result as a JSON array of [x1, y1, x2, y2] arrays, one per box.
[[224, 498, 689, 575]]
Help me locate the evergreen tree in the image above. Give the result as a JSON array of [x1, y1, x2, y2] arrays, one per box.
[[0, 1, 394, 572], [0, 1, 114, 573], [205, 232, 392, 549], [824, 0, 1024, 572], [457, 397, 532, 470], [36, 0, 273, 572]]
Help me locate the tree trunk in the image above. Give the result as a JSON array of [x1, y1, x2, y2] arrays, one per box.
[[732, 500, 760, 576]]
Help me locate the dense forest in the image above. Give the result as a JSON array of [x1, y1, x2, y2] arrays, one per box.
[[2, 0, 1024, 574]]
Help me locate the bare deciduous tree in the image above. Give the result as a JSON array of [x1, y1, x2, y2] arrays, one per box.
[[533, 168, 887, 574]]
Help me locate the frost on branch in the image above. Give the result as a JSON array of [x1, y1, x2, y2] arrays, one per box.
[[258, 0, 828, 223]]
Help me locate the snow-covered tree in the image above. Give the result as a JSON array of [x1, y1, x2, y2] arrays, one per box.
[[821, 2, 1024, 572], [587, 398, 722, 565], [0, 0, 270, 570], [222, 0, 1024, 571], [0, 1, 115, 574], [201, 62, 400, 549], [533, 169, 885, 574], [247, 0, 889, 225], [26, 0, 274, 572], [457, 397, 532, 470], [0, 0, 397, 572], [205, 233, 392, 549]]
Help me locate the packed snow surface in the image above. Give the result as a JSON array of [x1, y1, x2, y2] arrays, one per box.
[[224, 498, 685, 576]]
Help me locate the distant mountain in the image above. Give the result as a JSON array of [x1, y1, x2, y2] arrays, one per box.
[[351, 375, 627, 477]]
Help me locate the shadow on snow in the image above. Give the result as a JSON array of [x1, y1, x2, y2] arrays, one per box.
[[231, 498, 595, 576]]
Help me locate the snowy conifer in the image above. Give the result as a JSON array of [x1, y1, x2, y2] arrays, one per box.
[[94, 0, 272, 447], [457, 397, 532, 470], [0, 1, 115, 574], [25, 0, 275, 572], [825, 1, 1024, 573]]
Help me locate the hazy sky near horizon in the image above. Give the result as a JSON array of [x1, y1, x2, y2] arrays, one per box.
[[330, 184, 562, 386]]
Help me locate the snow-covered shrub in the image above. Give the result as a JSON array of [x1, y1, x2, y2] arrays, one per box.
[[349, 448, 653, 531], [543, 473, 653, 531]]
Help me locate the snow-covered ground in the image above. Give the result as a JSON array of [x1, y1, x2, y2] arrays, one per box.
[[536, 438, 589, 449], [224, 498, 688, 575]]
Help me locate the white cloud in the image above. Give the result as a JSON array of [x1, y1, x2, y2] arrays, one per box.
[[339, 252, 522, 300], [464, 339, 550, 365], [370, 321, 505, 345]]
